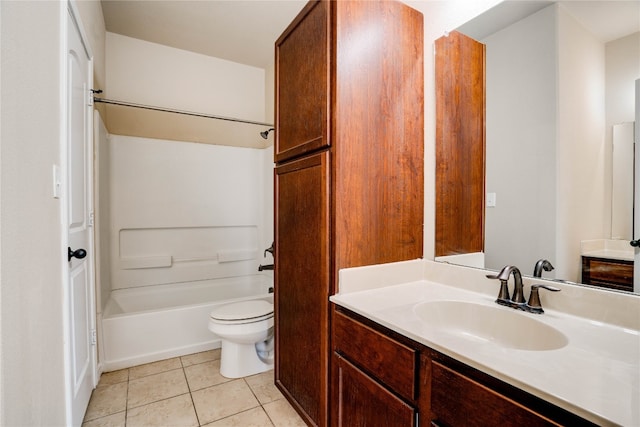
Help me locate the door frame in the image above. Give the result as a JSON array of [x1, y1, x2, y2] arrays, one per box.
[[61, 1, 98, 423], [634, 79, 639, 293]]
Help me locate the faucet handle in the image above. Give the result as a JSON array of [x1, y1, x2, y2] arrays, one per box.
[[486, 274, 511, 306], [264, 241, 274, 258], [525, 284, 560, 314]]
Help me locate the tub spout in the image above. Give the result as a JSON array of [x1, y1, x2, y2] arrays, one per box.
[[258, 264, 274, 271]]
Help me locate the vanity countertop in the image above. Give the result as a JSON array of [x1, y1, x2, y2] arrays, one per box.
[[581, 239, 635, 261], [331, 259, 640, 427], [581, 249, 634, 261]]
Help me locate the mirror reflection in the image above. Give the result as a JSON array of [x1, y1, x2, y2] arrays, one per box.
[[437, 1, 639, 293]]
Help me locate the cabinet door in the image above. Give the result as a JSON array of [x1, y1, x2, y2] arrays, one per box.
[[430, 361, 558, 427], [435, 31, 485, 257], [332, 353, 416, 427], [274, 151, 330, 426], [275, 0, 329, 163]]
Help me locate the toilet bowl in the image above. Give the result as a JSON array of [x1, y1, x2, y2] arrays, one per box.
[[208, 298, 274, 378]]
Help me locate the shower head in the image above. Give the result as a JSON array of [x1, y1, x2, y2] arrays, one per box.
[[260, 128, 275, 139]]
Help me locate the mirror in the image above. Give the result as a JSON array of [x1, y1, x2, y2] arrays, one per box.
[[437, 1, 640, 293]]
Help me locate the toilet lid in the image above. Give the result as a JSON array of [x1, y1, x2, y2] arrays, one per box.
[[209, 300, 273, 321]]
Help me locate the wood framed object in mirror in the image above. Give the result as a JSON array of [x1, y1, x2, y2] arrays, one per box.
[[435, 31, 486, 257], [581, 256, 633, 292]]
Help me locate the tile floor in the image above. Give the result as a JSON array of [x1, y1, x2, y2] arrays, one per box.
[[82, 349, 307, 426]]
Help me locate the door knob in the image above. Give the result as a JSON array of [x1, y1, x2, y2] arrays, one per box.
[[630, 240, 640, 247], [68, 247, 87, 262]]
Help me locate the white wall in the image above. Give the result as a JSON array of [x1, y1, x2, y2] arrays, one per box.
[[101, 32, 272, 292], [105, 32, 266, 122], [605, 32, 640, 239], [483, 6, 557, 274], [95, 112, 111, 312], [0, 1, 67, 424], [556, 4, 606, 281], [261, 62, 276, 272], [265, 62, 275, 125], [606, 32, 640, 126], [109, 136, 267, 289]]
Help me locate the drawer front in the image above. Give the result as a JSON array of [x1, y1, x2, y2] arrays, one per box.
[[333, 309, 416, 401], [430, 361, 559, 427], [332, 354, 416, 427], [582, 257, 633, 291]]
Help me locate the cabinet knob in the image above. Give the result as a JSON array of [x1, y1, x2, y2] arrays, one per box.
[[630, 239, 640, 247]]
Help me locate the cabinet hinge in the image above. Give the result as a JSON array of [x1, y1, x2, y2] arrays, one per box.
[[88, 211, 94, 227], [90, 329, 97, 345]]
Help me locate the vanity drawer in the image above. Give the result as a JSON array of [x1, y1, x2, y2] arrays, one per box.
[[333, 309, 416, 401], [581, 256, 633, 292], [430, 361, 559, 427]]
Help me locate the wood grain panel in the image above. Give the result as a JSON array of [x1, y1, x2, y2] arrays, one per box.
[[274, 151, 330, 426], [333, 309, 416, 401], [431, 361, 559, 427], [435, 31, 486, 257], [581, 256, 633, 291], [275, 2, 424, 425], [331, 354, 416, 427], [275, 1, 329, 162], [333, 0, 424, 270]]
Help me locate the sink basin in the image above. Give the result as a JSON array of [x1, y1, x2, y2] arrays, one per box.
[[413, 300, 568, 351]]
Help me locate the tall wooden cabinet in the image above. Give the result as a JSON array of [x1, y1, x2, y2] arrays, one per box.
[[274, 1, 424, 425], [435, 31, 486, 257]]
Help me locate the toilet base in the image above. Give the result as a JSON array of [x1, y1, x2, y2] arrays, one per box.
[[219, 340, 274, 378]]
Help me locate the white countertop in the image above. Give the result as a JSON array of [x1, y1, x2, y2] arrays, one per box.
[[581, 239, 635, 261], [582, 249, 635, 261], [331, 260, 640, 427]]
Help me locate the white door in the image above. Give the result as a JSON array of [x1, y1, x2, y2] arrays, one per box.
[[66, 7, 96, 425]]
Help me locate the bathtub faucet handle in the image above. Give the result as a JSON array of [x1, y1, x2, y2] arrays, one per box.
[[264, 242, 274, 258]]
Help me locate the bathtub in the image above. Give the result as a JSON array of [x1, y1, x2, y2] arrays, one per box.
[[101, 275, 273, 371]]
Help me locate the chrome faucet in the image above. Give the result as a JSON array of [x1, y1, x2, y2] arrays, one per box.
[[533, 259, 554, 278], [487, 265, 560, 314]]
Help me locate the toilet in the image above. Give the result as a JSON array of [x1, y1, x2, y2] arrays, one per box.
[[208, 298, 274, 378]]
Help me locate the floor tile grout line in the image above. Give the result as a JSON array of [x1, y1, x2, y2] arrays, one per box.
[[260, 402, 278, 427], [205, 405, 269, 427], [180, 365, 204, 427], [87, 351, 300, 426], [124, 369, 130, 426]]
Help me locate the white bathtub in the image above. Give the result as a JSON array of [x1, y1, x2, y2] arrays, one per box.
[[101, 275, 273, 371]]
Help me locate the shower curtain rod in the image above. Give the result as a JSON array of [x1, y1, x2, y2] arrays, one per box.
[[93, 97, 274, 127]]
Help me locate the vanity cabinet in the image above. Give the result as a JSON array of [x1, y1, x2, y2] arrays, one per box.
[[332, 305, 598, 427], [274, 1, 424, 426], [581, 256, 633, 292], [332, 309, 418, 426]]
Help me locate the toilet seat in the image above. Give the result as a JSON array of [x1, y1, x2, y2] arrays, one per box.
[[209, 300, 273, 324]]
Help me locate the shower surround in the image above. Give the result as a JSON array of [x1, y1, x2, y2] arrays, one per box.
[[98, 133, 274, 369]]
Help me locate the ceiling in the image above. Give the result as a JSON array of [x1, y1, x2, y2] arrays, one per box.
[[458, 1, 640, 43], [101, 0, 307, 69], [102, 1, 638, 70]]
